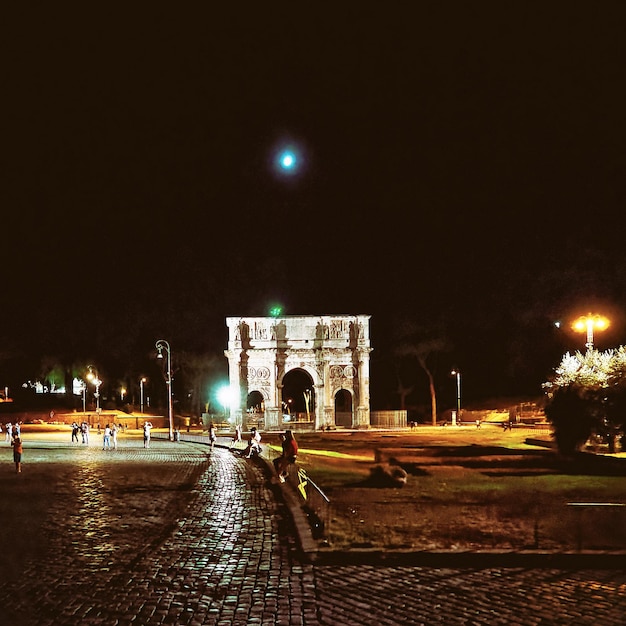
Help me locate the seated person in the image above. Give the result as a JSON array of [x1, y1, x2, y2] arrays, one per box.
[[242, 427, 262, 458]]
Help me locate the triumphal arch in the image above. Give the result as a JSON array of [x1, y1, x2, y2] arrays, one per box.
[[224, 315, 372, 430]]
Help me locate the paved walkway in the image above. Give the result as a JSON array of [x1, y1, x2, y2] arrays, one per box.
[[0, 433, 625, 625]]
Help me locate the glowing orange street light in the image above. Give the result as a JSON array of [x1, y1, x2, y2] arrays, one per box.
[[572, 314, 610, 351]]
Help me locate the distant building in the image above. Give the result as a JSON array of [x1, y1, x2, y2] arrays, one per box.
[[224, 315, 372, 430]]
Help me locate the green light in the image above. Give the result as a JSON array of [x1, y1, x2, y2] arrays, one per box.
[[270, 306, 282, 317]]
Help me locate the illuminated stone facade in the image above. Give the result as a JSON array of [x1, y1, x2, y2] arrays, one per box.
[[224, 315, 372, 430]]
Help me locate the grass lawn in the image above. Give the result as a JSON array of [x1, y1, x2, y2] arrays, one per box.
[[283, 425, 626, 552]]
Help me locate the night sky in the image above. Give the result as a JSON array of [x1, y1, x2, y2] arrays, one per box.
[[3, 4, 626, 411]]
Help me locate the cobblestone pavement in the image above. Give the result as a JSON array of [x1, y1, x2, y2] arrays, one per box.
[[0, 434, 625, 625]]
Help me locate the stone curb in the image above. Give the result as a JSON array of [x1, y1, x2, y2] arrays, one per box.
[[246, 448, 321, 562], [312, 548, 626, 568]]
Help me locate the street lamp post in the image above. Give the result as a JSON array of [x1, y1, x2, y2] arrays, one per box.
[[156, 340, 174, 441], [140, 377, 146, 413], [450, 369, 461, 425], [572, 314, 610, 351], [86, 365, 102, 414]]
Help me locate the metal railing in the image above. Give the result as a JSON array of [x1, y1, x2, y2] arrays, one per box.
[[566, 502, 626, 551]]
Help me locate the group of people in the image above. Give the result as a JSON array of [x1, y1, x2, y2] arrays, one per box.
[[102, 423, 119, 450], [70, 421, 132, 448], [234, 425, 298, 483], [4, 418, 298, 479], [71, 421, 91, 444], [2, 422, 21, 443]]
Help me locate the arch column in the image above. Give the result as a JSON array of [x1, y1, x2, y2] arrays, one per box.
[[355, 348, 372, 428], [266, 406, 281, 430], [224, 349, 243, 424], [313, 383, 326, 430]]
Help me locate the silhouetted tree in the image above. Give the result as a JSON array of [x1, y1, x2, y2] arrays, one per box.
[[392, 316, 451, 426], [176, 351, 225, 418]]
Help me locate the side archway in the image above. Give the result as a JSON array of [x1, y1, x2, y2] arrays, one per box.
[[335, 389, 353, 427], [247, 390, 265, 413]]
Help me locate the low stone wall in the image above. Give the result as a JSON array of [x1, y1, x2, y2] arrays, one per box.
[[56, 412, 168, 430], [459, 409, 510, 424]]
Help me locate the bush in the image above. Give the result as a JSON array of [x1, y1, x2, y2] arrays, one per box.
[[545, 385, 598, 455]]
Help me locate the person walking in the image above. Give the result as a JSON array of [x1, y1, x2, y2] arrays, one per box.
[[273, 429, 298, 483], [111, 423, 118, 449], [231, 424, 242, 450], [143, 421, 153, 448], [208, 422, 217, 449], [11, 433, 23, 473]]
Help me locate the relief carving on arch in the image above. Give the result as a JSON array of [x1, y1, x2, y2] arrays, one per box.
[[249, 366, 270, 385], [330, 365, 343, 378], [329, 319, 348, 339]]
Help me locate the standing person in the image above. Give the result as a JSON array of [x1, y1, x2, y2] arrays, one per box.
[[102, 424, 112, 450], [81, 421, 90, 444], [208, 422, 217, 449], [11, 433, 23, 473], [6, 423, 12, 443], [273, 430, 298, 483], [231, 424, 242, 449], [71, 422, 80, 443], [143, 421, 153, 448], [111, 423, 118, 449]]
